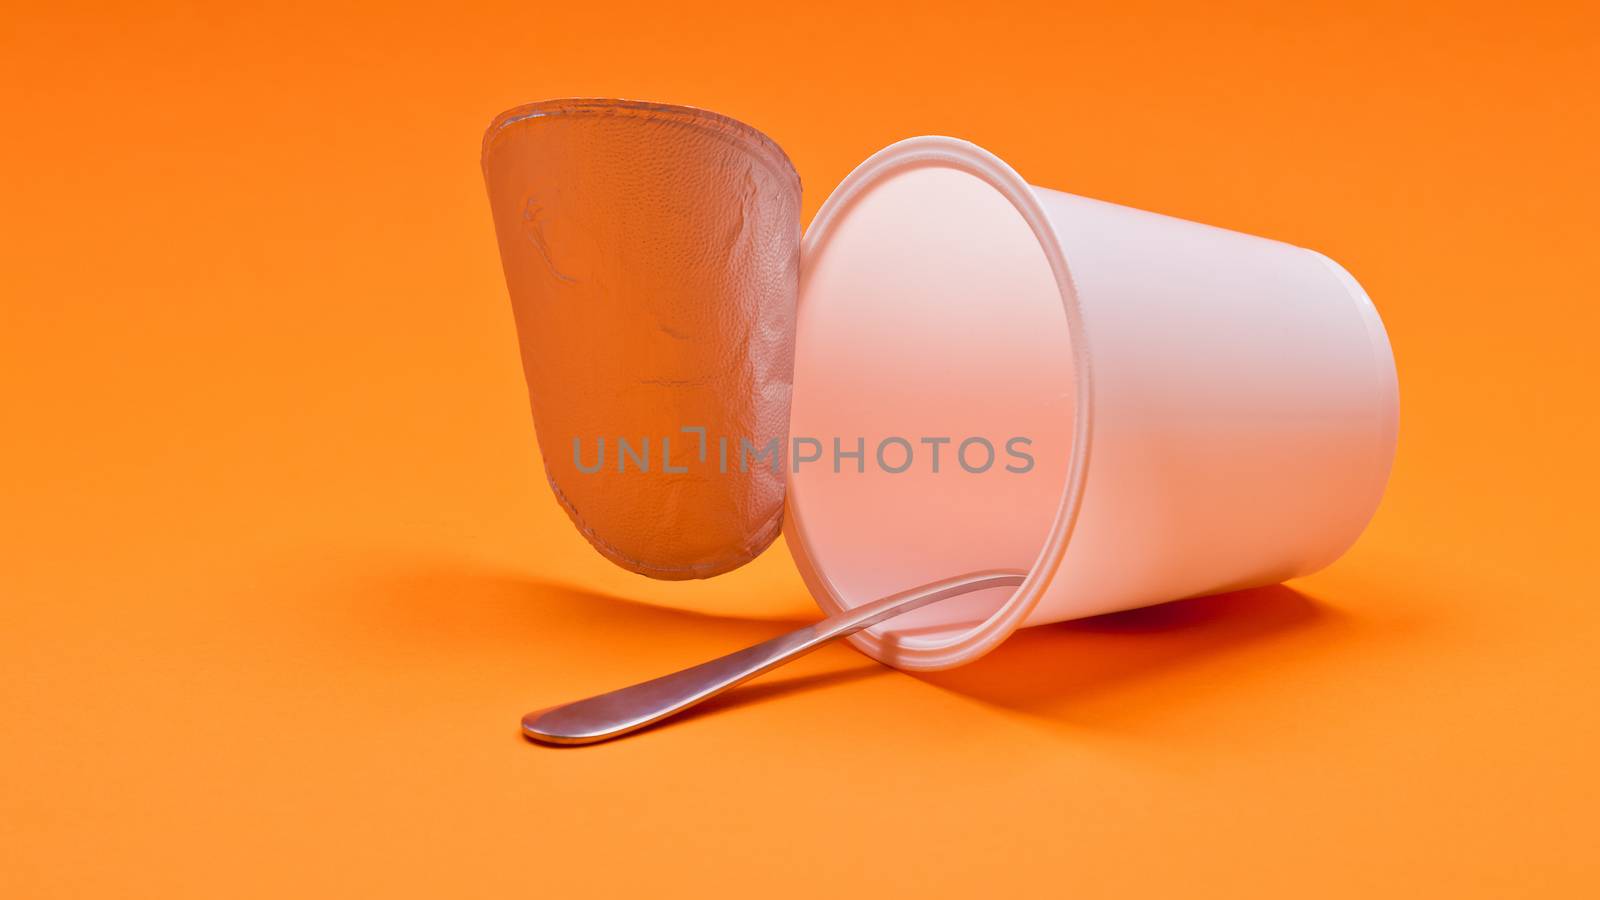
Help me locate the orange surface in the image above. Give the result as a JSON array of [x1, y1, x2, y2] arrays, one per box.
[[2, 2, 1597, 897]]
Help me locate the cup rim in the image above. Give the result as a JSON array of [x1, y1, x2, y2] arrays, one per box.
[[783, 135, 1097, 671]]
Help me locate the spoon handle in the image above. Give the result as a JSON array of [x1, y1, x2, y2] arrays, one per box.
[[522, 569, 1026, 745]]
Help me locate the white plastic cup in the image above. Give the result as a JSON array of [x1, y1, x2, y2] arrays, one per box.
[[784, 136, 1398, 670]]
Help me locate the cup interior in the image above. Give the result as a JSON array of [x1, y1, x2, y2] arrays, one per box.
[[786, 145, 1080, 667]]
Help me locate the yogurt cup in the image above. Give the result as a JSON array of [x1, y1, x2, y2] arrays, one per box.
[[786, 136, 1398, 670]]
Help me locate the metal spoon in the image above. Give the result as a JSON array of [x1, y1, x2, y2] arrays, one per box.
[[522, 569, 1027, 745]]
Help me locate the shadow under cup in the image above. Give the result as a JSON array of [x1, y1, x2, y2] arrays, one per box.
[[786, 137, 1398, 672]]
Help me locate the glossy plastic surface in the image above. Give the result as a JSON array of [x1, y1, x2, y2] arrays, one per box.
[[787, 137, 1399, 670]]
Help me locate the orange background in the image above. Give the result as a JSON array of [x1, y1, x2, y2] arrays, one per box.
[[3, 2, 1597, 897]]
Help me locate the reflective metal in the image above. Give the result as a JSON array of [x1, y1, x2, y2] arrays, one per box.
[[521, 570, 1027, 745]]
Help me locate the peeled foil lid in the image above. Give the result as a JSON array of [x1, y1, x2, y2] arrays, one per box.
[[482, 99, 800, 580]]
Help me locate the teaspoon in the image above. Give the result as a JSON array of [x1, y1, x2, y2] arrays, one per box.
[[522, 569, 1026, 745]]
